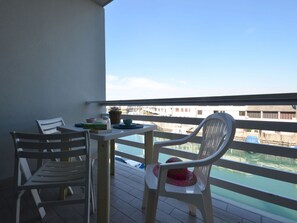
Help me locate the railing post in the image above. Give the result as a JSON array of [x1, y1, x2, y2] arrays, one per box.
[[144, 131, 154, 166]]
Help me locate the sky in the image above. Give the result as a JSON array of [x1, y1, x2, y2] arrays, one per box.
[[105, 0, 297, 100]]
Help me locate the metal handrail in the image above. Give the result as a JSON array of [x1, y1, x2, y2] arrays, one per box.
[[87, 93, 297, 212], [86, 92, 297, 106]]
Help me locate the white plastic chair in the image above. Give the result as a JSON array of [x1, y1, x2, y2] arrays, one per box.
[[11, 131, 91, 223], [36, 117, 96, 213], [36, 117, 66, 168], [142, 113, 236, 223], [36, 117, 65, 135]]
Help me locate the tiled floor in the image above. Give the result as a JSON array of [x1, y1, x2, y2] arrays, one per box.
[[0, 161, 292, 223]]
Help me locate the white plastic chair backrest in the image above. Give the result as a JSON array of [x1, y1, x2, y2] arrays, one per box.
[[12, 131, 90, 161], [192, 113, 235, 191], [36, 117, 65, 134]]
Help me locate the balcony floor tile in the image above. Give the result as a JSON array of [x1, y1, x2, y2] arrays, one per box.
[[0, 161, 293, 223]]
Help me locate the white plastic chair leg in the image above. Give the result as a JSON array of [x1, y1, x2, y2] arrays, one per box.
[[188, 204, 196, 216], [84, 185, 91, 223], [201, 207, 213, 223], [202, 189, 213, 223], [67, 186, 74, 195], [90, 173, 96, 214], [15, 194, 21, 223], [30, 189, 46, 218]]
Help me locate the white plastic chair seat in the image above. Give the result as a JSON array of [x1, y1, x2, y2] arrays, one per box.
[[145, 164, 203, 195], [24, 161, 86, 188]]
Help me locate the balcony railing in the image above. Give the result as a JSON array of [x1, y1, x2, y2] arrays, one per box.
[[87, 93, 297, 219]]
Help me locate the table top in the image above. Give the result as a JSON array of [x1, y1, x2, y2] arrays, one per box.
[[57, 124, 157, 141]]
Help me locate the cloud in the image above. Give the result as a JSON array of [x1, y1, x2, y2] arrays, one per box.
[[245, 27, 256, 34], [106, 75, 119, 82], [106, 74, 281, 100], [106, 75, 195, 100]]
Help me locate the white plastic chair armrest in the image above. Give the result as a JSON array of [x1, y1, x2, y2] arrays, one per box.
[[154, 135, 192, 149], [153, 135, 199, 162], [153, 123, 205, 162]]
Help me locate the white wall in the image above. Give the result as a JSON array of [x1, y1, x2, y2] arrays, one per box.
[[0, 0, 106, 179]]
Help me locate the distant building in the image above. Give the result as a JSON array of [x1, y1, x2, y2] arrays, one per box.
[[139, 105, 297, 122]]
